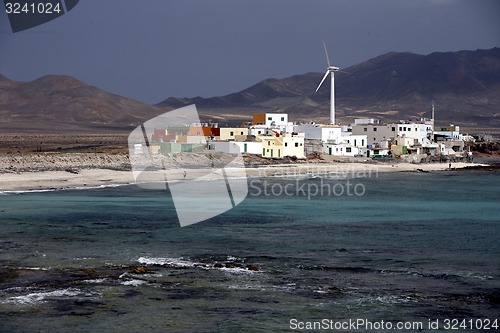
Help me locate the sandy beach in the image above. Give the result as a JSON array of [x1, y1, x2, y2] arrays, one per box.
[[0, 152, 486, 192]]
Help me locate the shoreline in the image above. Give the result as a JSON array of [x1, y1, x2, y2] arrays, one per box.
[[0, 161, 490, 193]]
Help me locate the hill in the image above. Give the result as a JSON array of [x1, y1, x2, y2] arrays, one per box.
[[0, 75, 165, 133], [1, 47, 499, 135], [157, 47, 500, 130]]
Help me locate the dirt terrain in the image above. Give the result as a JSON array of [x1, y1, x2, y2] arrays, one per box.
[[0, 133, 129, 154]]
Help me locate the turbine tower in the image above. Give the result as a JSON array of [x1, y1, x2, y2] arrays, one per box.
[[316, 41, 339, 125]]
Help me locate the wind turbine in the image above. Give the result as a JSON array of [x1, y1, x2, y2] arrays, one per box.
[[316, 41, 339, 125]]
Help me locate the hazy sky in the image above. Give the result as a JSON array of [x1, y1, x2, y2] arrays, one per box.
[[1, 0, 499, 104]]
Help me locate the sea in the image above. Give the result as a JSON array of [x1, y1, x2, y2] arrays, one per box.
[[1, 169, 499, 332]]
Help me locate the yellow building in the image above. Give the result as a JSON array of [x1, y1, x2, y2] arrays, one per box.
[[258, 132, 305, 159], [218, 127, 249, 141]]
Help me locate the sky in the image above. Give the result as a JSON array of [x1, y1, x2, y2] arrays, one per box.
[[1, 0, 499, 104]]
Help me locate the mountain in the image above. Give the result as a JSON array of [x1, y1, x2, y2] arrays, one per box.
[[157, 47, 500, 130], [0, 75, 165, 133], [2, 47, 499, 134]]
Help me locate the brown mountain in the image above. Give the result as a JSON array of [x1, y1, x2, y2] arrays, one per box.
[[0, 75, 165, 133], [157, 47, 500, 131], [1, 47, 499, 135]]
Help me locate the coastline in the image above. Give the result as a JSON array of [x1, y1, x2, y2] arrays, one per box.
[[0, 160, 488, 193]]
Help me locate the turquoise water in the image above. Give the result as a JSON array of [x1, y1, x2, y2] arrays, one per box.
[[1, 171, 499, 332]]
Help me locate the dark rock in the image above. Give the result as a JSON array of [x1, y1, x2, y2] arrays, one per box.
[[246, 264, 260, 271], [128, 266, 149, 274]]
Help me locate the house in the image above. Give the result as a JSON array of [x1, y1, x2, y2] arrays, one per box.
[[253, 113, 288, 127], [323, 143, 363, 157], [351, 119, 433, 146], [258, 131, 305, 159], [322, 134, 368, 157], [252, 113, 294, 133], [218, 127, 249, 141], [151, 128, 180, 143], [293, 123, 342, 143], [367, 147, 392, 158]]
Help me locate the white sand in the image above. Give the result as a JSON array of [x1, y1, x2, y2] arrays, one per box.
[[0, 162, 484, 192]]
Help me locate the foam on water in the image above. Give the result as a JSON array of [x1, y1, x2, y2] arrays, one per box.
[[120, 279, 148, 286], [1, 288, 97, 305], [137, 256, 198, 268]]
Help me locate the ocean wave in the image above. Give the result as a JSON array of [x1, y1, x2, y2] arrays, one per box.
[[0, 183, 133, 196], [82, 278, 109, 284], [380, 269, 494, 281], [136, 256, 260, 273], [137, 256, 199, 268], [355, 295, 415, 305], [0, 189, 58, 195], [1, 288, 98, 305], [120, 279, 148, 286]]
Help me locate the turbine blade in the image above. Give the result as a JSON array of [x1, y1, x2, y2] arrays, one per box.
[[316, 70, 330, 92], [323, 41, 331, 67]]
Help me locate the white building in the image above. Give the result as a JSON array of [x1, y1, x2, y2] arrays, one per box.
[[213, 131, 305, 159], [252, 113, 294, 133], [433, 124, 472, 141], [233, 141, 263, 155], [293, 123, 342, 143], [249, 124, 268, 136], [253, 113, 288, 127], [322, 134, 368, 157], [323, 143, 364, 157], [351, 119, 433, 146]]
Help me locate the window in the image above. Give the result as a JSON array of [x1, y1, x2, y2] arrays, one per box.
[[399, 127, 402, 131], [268, 117, 272, 121], [295, 142, 299, 147], [281, 117, 285, 121], [373, 127, 377, 131], [268, 141, 271, 146], [403, 127, 406, 131], [285, 142, 288, 147], [392, 127, 396, 131], [240, 131, 244, 135], [300, 143, 303, 146], [364, 128, 367, 132], [230, 131, 234, 136], [346, 147, 352, 153], [362, 139, 365, 146]]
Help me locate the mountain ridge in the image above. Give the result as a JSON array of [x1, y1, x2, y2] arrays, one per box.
[[156, 47, 500, 129], [0, 75, 166, 132], [1, 47, 499, 133]]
